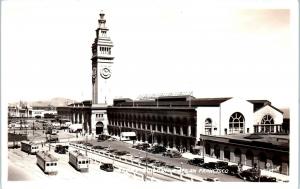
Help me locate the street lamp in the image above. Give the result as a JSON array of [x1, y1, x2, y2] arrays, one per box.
[[151, 130, 154, 147], [85, 133, 88, 156]]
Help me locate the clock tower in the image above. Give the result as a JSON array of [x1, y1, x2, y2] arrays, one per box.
[[91, 11, 114, 105], [90, 11, 114, 135]]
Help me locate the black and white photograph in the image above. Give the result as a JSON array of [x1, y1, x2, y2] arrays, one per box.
[[1, 0, 299, 188]]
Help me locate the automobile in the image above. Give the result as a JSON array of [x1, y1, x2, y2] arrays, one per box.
[[107, 138, 117, 141], [152, 161, 166, 167], [98, 134, 111, 141], [47, 133, 59, 143], [227, 165, 239, 175], [140, 157, 156, 164], [108, 149, 117, 153], [204, 177, 220, 182], [216, 161, 228, 169], [187, 158, 204, 166], [83, 142, 93, 147], [202, 162, 218, 169], [55, 145, 68, 154], [100, 163, 114, 172], [92, 145, 106, 150], [259, 176, 276, 182], [133, 143, 150, 151], [162, 150, 182, 158], [238, 168, 261, 182], [149, 145, 166, 154], [114, 151, 130, 156]]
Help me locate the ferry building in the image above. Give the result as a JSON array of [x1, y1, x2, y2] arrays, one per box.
[[56, 11, 289, 175]]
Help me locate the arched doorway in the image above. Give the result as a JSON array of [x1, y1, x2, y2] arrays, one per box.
[[246, 150, 254, 166], [214, 145, 220, 158], [234, 148, 241, 163], [96, 122, 104, 135], [272, 155, 282, 173], [224, 146, 230, 161], [205, 143, 211, 156], [258, 152, 267, 169]]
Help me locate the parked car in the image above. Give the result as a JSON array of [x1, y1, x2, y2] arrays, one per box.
[[100, 163, 114, 172], [187, 158, 204, 166], [216, 161, 228, 169], [149, 145, 166, 154], [238, 168, 261, 182], [204, 177, 220, 182], [54, 145, 68, 154], [162, 150, 182, 158], [227, 165, 239, 175], [259, 176, 276, 182], [203, 162, 218, 169], [140, 157, 156, 164], [92, 145, 106, 150], [114, 151, 130, 156], [98, 134, 111, 141], [133, 143, 150, 151], [152, 161, 166, 167]]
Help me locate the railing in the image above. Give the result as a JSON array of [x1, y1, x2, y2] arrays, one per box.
[[69, 143, 203, 182]]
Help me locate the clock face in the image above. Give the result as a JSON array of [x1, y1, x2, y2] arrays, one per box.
[[92, 67, 97, 78], [100, 67, 111, 79]]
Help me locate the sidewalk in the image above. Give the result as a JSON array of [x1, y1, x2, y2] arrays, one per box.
[[181, 152, 289, 182]]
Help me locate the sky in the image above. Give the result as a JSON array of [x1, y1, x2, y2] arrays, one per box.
[[1, 0, 298, 108]]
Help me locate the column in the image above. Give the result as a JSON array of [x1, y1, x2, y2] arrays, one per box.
[[186, 139, 190, 152], [188, 125, 191, 136], [210, 147, 215, 157], [230, 149, 235, 162], [145, 132, 148, 143], [220, 146, 224, 161], [281, 162, 289, 175], [266, 159, 273, 171], [172, 137, 176, 149], [73, 113, 76, 123], [167, 125, 170, 134], [241, 150, 247, 166], [82, 113, 84, 124], [166, 136, 170, 148], [180, 126, 183, 136], [77, 113, 80, 124]]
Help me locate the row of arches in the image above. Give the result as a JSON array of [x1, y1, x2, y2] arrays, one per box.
[[205, 113, 276, 135], [204, 143, 284, 172]]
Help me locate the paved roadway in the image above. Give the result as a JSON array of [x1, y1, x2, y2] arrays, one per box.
[[7, 147, 143, 182], [82, 139, 243, 182]]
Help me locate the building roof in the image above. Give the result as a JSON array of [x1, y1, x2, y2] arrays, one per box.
[[254, 104, 284, 114], [201, 134, 289, 152]]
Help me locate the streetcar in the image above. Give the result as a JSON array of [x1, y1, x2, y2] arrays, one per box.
[[36, 151, 58, 175], [69, 150, 89, 172], [21, 141, 40, 154]]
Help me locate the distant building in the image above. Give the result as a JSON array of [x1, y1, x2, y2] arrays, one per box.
[[8, 104, 32, 118]]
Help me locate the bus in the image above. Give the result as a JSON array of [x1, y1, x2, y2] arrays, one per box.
[[36, 151, 58, 175], [69, 150, 89, 172], [120, 132, 136, 141], [21, 141, 40, 154], [69, 124, 83, 133]]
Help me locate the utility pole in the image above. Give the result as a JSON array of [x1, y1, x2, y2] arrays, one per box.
[[145, 151, 148, 181], [85, 134, 88, 156]]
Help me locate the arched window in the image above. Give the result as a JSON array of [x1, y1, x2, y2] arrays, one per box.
[[229, 112, 245, 134], [261, 114, 274, 125], [205, 118, 212, 135]]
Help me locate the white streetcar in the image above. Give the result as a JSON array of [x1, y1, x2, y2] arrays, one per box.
[[21, 141, 40, 154], [36, 151, 58, 175], [69, 150, 89, 172]]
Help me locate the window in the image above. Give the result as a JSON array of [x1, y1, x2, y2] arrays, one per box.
[[229, 112, 245, 134], [261, 114, 274, 125], [247, 128, 250, 133]]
